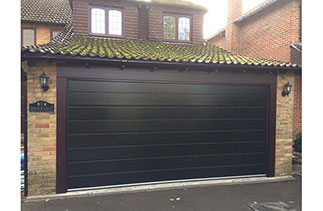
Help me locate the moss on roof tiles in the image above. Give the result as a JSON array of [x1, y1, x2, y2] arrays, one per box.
[[22, 25, 300, 68], [21, 0, 71, 24]]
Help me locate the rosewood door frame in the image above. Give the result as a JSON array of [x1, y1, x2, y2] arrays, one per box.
[[56, 77, 67, 193], [56, 65, 277, 193]]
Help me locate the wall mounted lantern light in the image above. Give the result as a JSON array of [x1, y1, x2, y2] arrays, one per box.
[[39, 71, 49, 92], [282, 81, 292, 97]]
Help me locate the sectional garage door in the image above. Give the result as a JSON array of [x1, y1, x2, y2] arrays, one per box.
[[66, 80, 269, 190]]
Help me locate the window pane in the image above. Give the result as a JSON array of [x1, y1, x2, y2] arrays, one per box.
[[91, 8, 105, 34], [109, 10, 122, 35], [22, 29, 35, 46], [51, 30, 60, 39], [178, 17, 190, 41], [163, 16, 176, 39]]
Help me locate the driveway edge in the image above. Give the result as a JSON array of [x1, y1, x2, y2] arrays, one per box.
[[23, 175, 296, 202]]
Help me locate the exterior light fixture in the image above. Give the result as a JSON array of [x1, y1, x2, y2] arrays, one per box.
[[39, 71, 49, 92], [282, 81, 292, 97]]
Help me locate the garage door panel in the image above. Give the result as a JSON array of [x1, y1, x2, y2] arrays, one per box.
[[68, 153, 265, 176], [68, 93, 267, 106], [68, 80, 268, 95], [68, 107, 266, 120], [68, 119, 266, 134], [67, 164, 266, 189], [66, 80, 269, 189], [67, 142, 265, 162], [68, 131, 266, 148]]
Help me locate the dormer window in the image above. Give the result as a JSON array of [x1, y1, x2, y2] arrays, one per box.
[[89, 5, 124, 37], [163, 14, 191, 42]]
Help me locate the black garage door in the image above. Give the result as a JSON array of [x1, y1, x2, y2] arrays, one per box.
[[66, 80, 269, 190]]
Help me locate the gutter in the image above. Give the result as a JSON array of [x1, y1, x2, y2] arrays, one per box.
[[290, 42, 302, 53], [21, 53, 301, 72]]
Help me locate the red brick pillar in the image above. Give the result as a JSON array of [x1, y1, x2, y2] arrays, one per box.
[[26, 61, 57, 196], [275, 72, 295, 176], [226, 0, 242, 53]]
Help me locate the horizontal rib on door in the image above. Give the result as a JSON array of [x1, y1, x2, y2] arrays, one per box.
[[68, 131, 266, 148], [68, 119, 266, 134], [66, 80, 269, 190], [68, 153, 266, 176], [67, 165, 265, 189], [68, 93, 267, 106], [67, 142, 265, 162], [68, 107, 266, 120]]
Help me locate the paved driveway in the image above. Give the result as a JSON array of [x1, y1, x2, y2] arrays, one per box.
[[22, 175, 301, 211]]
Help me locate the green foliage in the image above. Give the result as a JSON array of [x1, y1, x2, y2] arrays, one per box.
[[293, 133, 302, 153]]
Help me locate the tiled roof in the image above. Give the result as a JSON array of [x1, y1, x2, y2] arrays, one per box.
[[21, 0, 72, 24], [134, 0, 207, 11], [21, 25, 300, 68]]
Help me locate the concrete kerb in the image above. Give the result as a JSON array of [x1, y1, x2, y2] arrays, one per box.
[[23, 175, 296, 202]]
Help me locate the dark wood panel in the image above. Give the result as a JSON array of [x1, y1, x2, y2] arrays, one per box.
[[57, 64, 277, 85], [67, 164, 266, 189], [68, 107, 266, 120], [68, 153, 265, 176], [57, 78, 67, 193], [68, 131, 266, 148], [68, 119, 266, 134], [67, 142, 265, 162], [68, 93, 267, 106], [68, 80, 268, 95]]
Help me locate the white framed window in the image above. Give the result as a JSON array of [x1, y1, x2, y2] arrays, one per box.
[[178, 17, 190, 41], [109, 10, 122, 35], [91, 8, 106, 34], [89, 6, 124, 36], [51, 30, 61, 39], [22, 29, 35, 46]]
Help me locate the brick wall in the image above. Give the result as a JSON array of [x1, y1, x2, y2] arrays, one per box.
[[72, 0, 139, 39], [25, 61, 57, 196], [226, 0, 242, 52], [237, 0, 301, 62], [21, 23, 64, 45], [293, 74, 302, 138], [208, 34, 226, 50], [275, 72, 295, 176]]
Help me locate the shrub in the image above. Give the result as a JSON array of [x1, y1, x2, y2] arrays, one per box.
[[293, 133, 302, 153]]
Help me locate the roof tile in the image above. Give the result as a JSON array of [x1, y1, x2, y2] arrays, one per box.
[[21, 0, 71, 24], [22, 25, 300, 68]]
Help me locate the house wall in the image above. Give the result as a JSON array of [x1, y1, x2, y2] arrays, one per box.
[[237, 0, 301, 62], [71, 0, 205, 43], [24, 61, 57, 196], [24, 60, 296, 195], [208, 34, 226, 50], [275, 71, 295, 175], [21, 23, 64, 45], [209, 0, 302, 139]]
